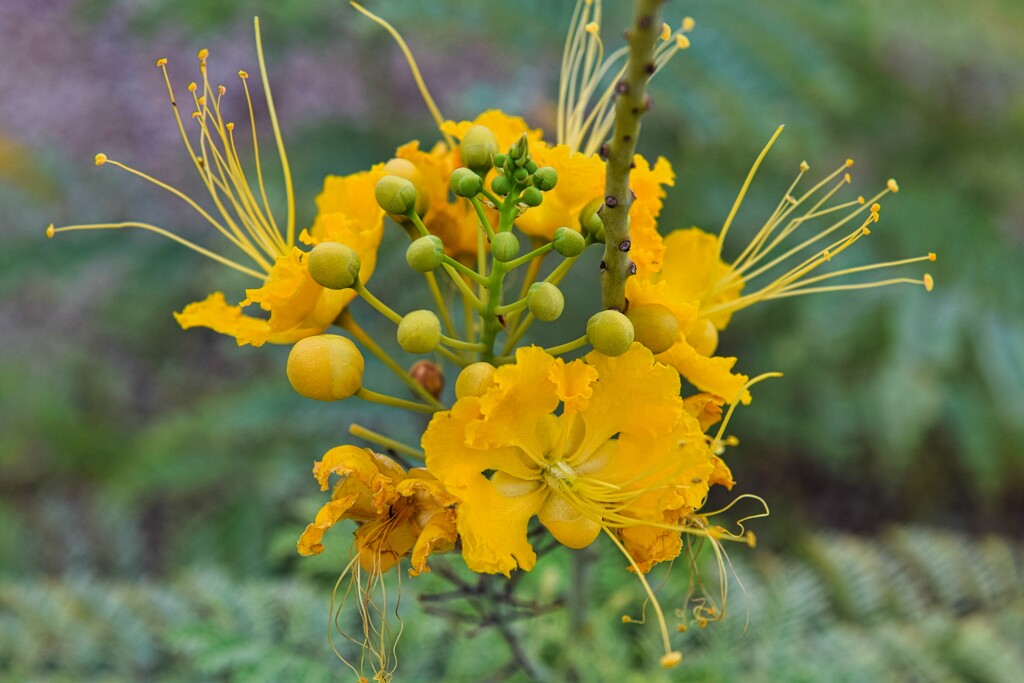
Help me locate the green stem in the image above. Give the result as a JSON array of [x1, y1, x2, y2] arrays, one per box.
[[494, 297, 529, 316], [504, 241, 554, 270], [424, 271, 459, 338], [501, 247, 589, 355], [337, 311, 445, 410], [443, 255, 489, 286], [354, 280, 402, 325], [434, 343, 467, 367], [543, 335, 590, 356], [349, 423, 425, 460], [442, 263, 483, 309], [599, 0, 663, 311], [356, 387, 438, 414], [469, 196, 496, 240], [406, 210, 431, 237], [440, 334, 485, 351]]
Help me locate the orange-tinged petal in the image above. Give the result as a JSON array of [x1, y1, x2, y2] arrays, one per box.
[[174, 291, 272, 347], [313, 446, 403, 514], [709, 455, 735, 490], [618, 522, 683, 574], [682, 393, 725, 432], [297, 493, 359, 556], [355, 508, 418, 573], [409, 509, 458, 577]]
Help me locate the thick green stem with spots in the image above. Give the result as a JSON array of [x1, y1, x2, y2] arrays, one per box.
[[599, 0, 663, 311]]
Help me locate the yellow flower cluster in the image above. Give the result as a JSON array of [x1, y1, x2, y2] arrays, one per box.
[[48, 1, 934, 677]]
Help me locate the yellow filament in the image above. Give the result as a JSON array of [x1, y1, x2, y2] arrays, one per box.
[[253, 17, 295, 245], [349, 3, 454, 149], [239, 73, 282, 240]]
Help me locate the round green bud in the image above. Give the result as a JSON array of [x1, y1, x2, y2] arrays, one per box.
[[375, 175, 418, 215], [586, 310, 635, 357], [308, 242, 361, 290], [685, 318, 720, 357], [493, 153, 507, 168], [534, 166, 558, 191], [528, 282, 565, 322], [460, 125, 499, 173], [455, 362, 496, 399], [513, 167, 529, 183], [627, 304, 680, 355], [490, 231, 520, 262], [397, 310, 442, 354], [552, 227, 586, 257], [521, 186, 543, 207], [406, 235, 445, 272], [450, 167, 483, 198], [383, 158, 429, 216], [491, 174, 511, 196], [287, 334, 364, 401], [525, 160, 538, 174], [579, 198, 606, 241]]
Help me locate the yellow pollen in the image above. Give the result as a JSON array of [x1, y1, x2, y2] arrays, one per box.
[[677, 623, 687, 633], [94, 153, 108, 166], [156, 58, 167, 67], [197, 48, 209, 60], [845, 158, 854, 167], [585, 21, 599, 34], [197, 95, 206, 106], [238, 69, 249, 79], [660, 23, 671, 40], [928, 252, 937, 261], [746, 531, 757, 548], [683, 17, 696, 31], [924, 274, 934, 292], [843, 173, 851, 183], [226, 122, 235, 132], [870, 202, 881, 213], [190, 111, 201, 119], [823, 249, 832, 261], [676, 34, 691, 49], [621, 615, 632, 623], [858, 195, 865, 204], [46, 224, 55, 238], [887, 178, 900, 193], [218, 84, 226, 95], [660, 652, 683, 669], [862, 226, 872, 236], [187, 82, 197, 92], [800, 161, 809, 172]]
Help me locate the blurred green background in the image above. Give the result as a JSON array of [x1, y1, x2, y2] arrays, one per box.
[[2, 0, 1023, 680]]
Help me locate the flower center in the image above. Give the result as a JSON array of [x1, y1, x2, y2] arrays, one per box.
[[542, 460, 578, 492]]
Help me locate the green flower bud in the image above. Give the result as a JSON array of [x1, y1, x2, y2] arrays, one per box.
[[521, 186, 543, 207], [493, 153, 507, 168], [513, 167, 529, 183], [534, 166, 558, 191], [685, 318, 719, 357], [374, 175, 418, 215], [524, 160, 538, 174], [627, 304, 680, 355], [491, 231, 520, 262], [586, 310, 634, 356], [308, 242, 361, 290], [492, 174, 511, 196], [397, 310, 442, 354], [455, 362, 496, 399], [287, 334, 364, 401], [460, 125, 499, 173], [509, 132, 529, 162], [528, 282, 564, 322], [383, 158, 429, 216], [579, 198, 605, 241], [406, 235, 445, 272], [552, 227, 586, 257], [450, 167, 483, 198]]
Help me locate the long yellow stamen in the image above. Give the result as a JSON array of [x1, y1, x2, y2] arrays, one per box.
[[253, 17, 295, 245], [349, 3, 454, 149]]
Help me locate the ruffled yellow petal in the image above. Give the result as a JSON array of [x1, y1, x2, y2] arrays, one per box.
[[306, 164, 386, 247], [657, 340, 751, 405], [548, 356, 598, 413], [314, 446, 403, 515], [631, 155, 675, 221], [355, 508, 418, 573], [440, 109, 544, 151], [408, 509, 458, 577], [297, 493, 359, 556], [537, 494, 601, 549], [659, 228, 743, 330], [174, 291, 273, 347], [709, 455, 735, 490], [515, 144, 605, 240], [682, 393, 725, 432], [628, 201, 665, 278], [618, 521, 683, 574]]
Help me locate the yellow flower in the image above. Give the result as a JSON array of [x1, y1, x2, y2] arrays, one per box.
[[297, 445, 457, 577], [48, 21, 386, 347]]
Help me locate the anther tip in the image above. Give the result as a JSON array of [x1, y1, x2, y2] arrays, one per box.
[[862, 226, 872, 236], [844, 172, 852, 183], [586, 21, 599, 35], [887, 178, 900, 193], [845, 158, 855, 167], [621, 615, 632, 624], [870, 202, 881, 213], [187, 81, 197, 92], [660, 23, 671, 40], [46, 224, 55, 238], [197, 48, 209, 60], [799, 161, 809, 172], [676, 623, 688, 633], [238, 69, 249, 79], [924, 274, 934, 292], [156, 58, 168, 67], [928, 252, 937, 262], [683, 17, 696, 32], [858, 196, 865, 204], [94, 153, 108, 166], [226, 122, 235, 131], [676, 34, 691, 49], [660, 652, 683, 668]]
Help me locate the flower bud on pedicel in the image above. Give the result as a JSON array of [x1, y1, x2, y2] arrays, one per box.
[[450, 167, 483, 198], [521, 186, 543, 207], [490, 232, 520, 262], [286, 335, 363, 401], [308, 242, 361, 290], [374, 175, 418, 215], [627, 303, 680, 354], [586, 310, 634, 356], [454, 362, 496, 399], [552, 226, 585, 257], [406, 235, 445, 272], [513, 167, 530, 183], [686, 318, 719, 357], [382, 158, 429, 216], [533, 166, 558, 191], [579, 198, 605, 242], [397, 310, 441, 354], [491, 174, 512, 196], [409, 359, 445, 399], [459, 124, 499, 173], [528, 282, 564, 322]]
